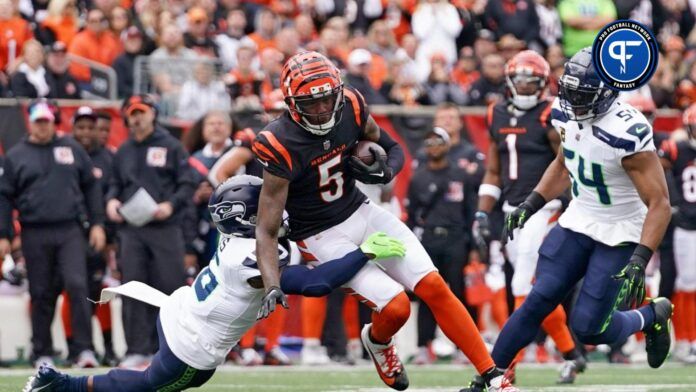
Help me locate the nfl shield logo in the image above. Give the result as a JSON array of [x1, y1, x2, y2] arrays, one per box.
[[323, 140, 331, 150]]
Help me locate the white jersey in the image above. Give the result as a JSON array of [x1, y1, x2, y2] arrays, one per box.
[[550, 98, 655, 246], [159, 236, 293, 370]]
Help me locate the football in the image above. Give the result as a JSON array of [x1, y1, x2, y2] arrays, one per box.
[[352, 141, 387, 166]]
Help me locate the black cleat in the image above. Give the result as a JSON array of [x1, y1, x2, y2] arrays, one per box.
[[557, 355, 587, 384], [645, 297, 673, 369], [459, 375, 485, 392], [23, 365, 69, 392]]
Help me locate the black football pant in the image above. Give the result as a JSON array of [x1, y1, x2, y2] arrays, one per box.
[[118, 225, 186, 356], [22, 222, 92, 359], [417, 228, 474, 347]]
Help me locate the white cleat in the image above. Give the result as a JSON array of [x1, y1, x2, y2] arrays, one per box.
[[74, 350, 99, 369], [300, 339, 331, 365]]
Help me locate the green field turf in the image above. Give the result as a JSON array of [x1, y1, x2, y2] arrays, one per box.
[[2, 363, 695, 392]]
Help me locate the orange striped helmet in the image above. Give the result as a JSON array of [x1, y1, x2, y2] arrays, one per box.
[[683, 103, 696, 143], [280, 51, 344, 135], [505, 50, 550, 110]]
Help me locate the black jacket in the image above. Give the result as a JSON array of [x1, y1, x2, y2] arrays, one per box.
[[0, 135, 104, 238], [9, 72, 41, 98], [106, 127, 195, 225], [46, 70, 81, 99], [112, 52, 137, 99]]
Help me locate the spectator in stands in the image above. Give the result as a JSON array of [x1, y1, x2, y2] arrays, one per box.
[[451, 46, 480, 93], [425, 53, 468, 105], [248, 7, 278, 53], [45, 41, 81, 99], [275, 26, 301, 60], [412, 0, 463, 81], [535, 0, 563, 49], [0, 0, 33, 73], [177, 61, 231, 121], [109, 6, 131, 38], [383, 64, 430, 105], [466, 53, 506, 106], [558, 0, 616, 57], [664, 35, 687, 76], [150, 24, 197, 95], [225, 45, 264, 110], [215, 8, 253, 71], [41, 0, 79, 46], [367, 20, 399, 62], [474, 29, 498, 60], [260, 47, 283, 97], [497, 34, 527, 61], [675, 59, 696, 108], [106, 95, 194, 369], [0, 100, 106, 369], [318, 27, 347, 67], [484, 0, 542, 50], [651, 54, 677, 107], [10, 39, 49, 98], [345, 48, 388, 105], [546, 44, 565, 95], [113, 26, 144, 98], [295, 13, 317, 47], [184, 6, 219, 58], [68, 8, 122, 85]]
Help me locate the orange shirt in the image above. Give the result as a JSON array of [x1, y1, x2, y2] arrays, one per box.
[[42, 17, 78, 46], [0, 17, 33, 71], [368, 54, 388, 90], [451, 68, 480, 91], [248, 32, 277, 53], [68, 29, 123, 82]]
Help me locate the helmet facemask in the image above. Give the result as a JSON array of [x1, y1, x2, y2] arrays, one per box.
[[507, 74, 545, 110], [288, 84, 345, 136], [559, 74, 618, 121]]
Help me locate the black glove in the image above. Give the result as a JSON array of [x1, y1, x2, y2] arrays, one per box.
[[348, 148, 393, 184], [257, 286, 289, 319], [472, 211, 491, 263], [612, 244, 652, 309], [501, 191, 546, 245]]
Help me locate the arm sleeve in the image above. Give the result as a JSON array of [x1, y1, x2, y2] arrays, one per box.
[[377, 129, 405, 177], [280, 249, 369, 296], [77, 146, 105, 226], [0, 159, 16, 239], [252, 130, 295, 180]]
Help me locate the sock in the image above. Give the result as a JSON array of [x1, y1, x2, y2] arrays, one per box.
[[240, 326, 256, 349], [476, 304, 487, 331], [562, 348, 580, 361], [96, 303, 112, 333], [578, 307, 654, 345], [66, 375, 89, 392], [370, 292, 410, 344], [541, 304, 576, 354], [342, 295, 360, 340], [264, 306, 286, 351], [61, 292, 73, 339], [673, 292, 686, 341], [414, 272, 494, 374], [102, 331, 113, 349], [638, 304, 656, 331], [491, 289, 509, 330], [685, 292, 696, 342], [302, 296, 327, 340]]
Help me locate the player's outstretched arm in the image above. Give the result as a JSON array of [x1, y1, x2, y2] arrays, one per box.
[[256, 170, 290, 317], [280, 232, 405, 297]]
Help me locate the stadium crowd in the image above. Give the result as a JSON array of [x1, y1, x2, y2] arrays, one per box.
[[0, 0, 695, 375]]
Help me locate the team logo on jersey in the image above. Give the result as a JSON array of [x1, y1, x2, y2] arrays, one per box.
[[146, 147, 167, 167], [592, 20, 658, 90], [53, 147, 74, 165], [209, 201, 246, 223]]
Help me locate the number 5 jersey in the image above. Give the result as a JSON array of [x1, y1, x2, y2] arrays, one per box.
[[550, 98, 656, 246]]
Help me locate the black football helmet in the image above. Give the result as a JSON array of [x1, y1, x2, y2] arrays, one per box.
[[558, 47, 619, 121], [208, 175, 289, 238]]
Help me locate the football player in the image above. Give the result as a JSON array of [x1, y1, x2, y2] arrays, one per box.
[[252, 51, 517, 391], [24, 175, 407, 392], [462, 47, 673, 391], [472, 50, 585, 386], [658, 104, 696, 363]]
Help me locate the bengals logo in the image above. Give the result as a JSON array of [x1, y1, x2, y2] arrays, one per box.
[[209, 201, 246, 223]]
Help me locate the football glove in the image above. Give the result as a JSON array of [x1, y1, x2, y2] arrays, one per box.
[[257, 286, 289, 319], [501, 191, 546, 245], [348, 148, 393, 185], [613, 244, 653, 309], [472, 211, 491, 263], [360, 232, 406, 260]]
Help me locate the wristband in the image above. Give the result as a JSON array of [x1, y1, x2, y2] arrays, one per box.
[[478, 184, 502, 200], [631, 244, 653, 267], [521, 191, 547, 214]]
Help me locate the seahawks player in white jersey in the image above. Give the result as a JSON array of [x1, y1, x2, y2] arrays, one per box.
[[462, 47, 673, 392], [25, 175, 407, 392]]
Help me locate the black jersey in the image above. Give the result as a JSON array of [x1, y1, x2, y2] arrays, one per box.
[[253, 87, 369, 240], [659, 140, 696, 230], [487, 99, 555, 206]]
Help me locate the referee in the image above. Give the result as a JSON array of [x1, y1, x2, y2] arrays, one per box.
[[0, 100, 106, 368], [106, 95, 195, 368]]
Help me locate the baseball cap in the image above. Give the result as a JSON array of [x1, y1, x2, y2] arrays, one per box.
[[29, 103, 56, 123], [348, 48, 372, 66], [187, 7, 208, 23], [48, 41, 67, 53], [425, 127, 450, 144], [73, 106, 97, 123], [124, 26, 143, 40], [122, 95, 155, 116]]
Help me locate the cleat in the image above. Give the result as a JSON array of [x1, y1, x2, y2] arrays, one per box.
[[263, 346, 291, 366], [300, 339, 331, 365], [460, 371, 519, 392], [101, 346, 119, 367], [361, 323, 409, 391], [75, 350, 99, 369], [347, 338, 365, 364], [459, 375, 485, 392], [32, 356, 54, 370], [23, 365, 68, 392], [239, 348, 263, 366], [411, 346, 434, 365], [644, 297, 673, 368], [556, 356, 586, 384]]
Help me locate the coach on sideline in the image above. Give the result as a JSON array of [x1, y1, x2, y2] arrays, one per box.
[[105, 94, 195, 369], [0, 100, 106, 368]]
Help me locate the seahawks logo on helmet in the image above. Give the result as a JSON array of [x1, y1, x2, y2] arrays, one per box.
[[210, 201, 247, 223]]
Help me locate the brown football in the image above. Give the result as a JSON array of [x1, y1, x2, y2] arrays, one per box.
[[352, 141, 387, 166]]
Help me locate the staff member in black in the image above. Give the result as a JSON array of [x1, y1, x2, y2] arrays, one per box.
[[406, 127, 478, 365], [106, 95, 194, 369], [0, 101, 106, 368]]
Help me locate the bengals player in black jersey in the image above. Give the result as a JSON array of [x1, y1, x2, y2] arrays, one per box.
[[252, 51, 517, 392]]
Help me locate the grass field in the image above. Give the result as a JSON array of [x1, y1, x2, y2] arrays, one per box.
[[2, 363, 696, 392]]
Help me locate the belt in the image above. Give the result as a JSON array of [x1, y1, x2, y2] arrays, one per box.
[[424, 226, 463, 236]]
